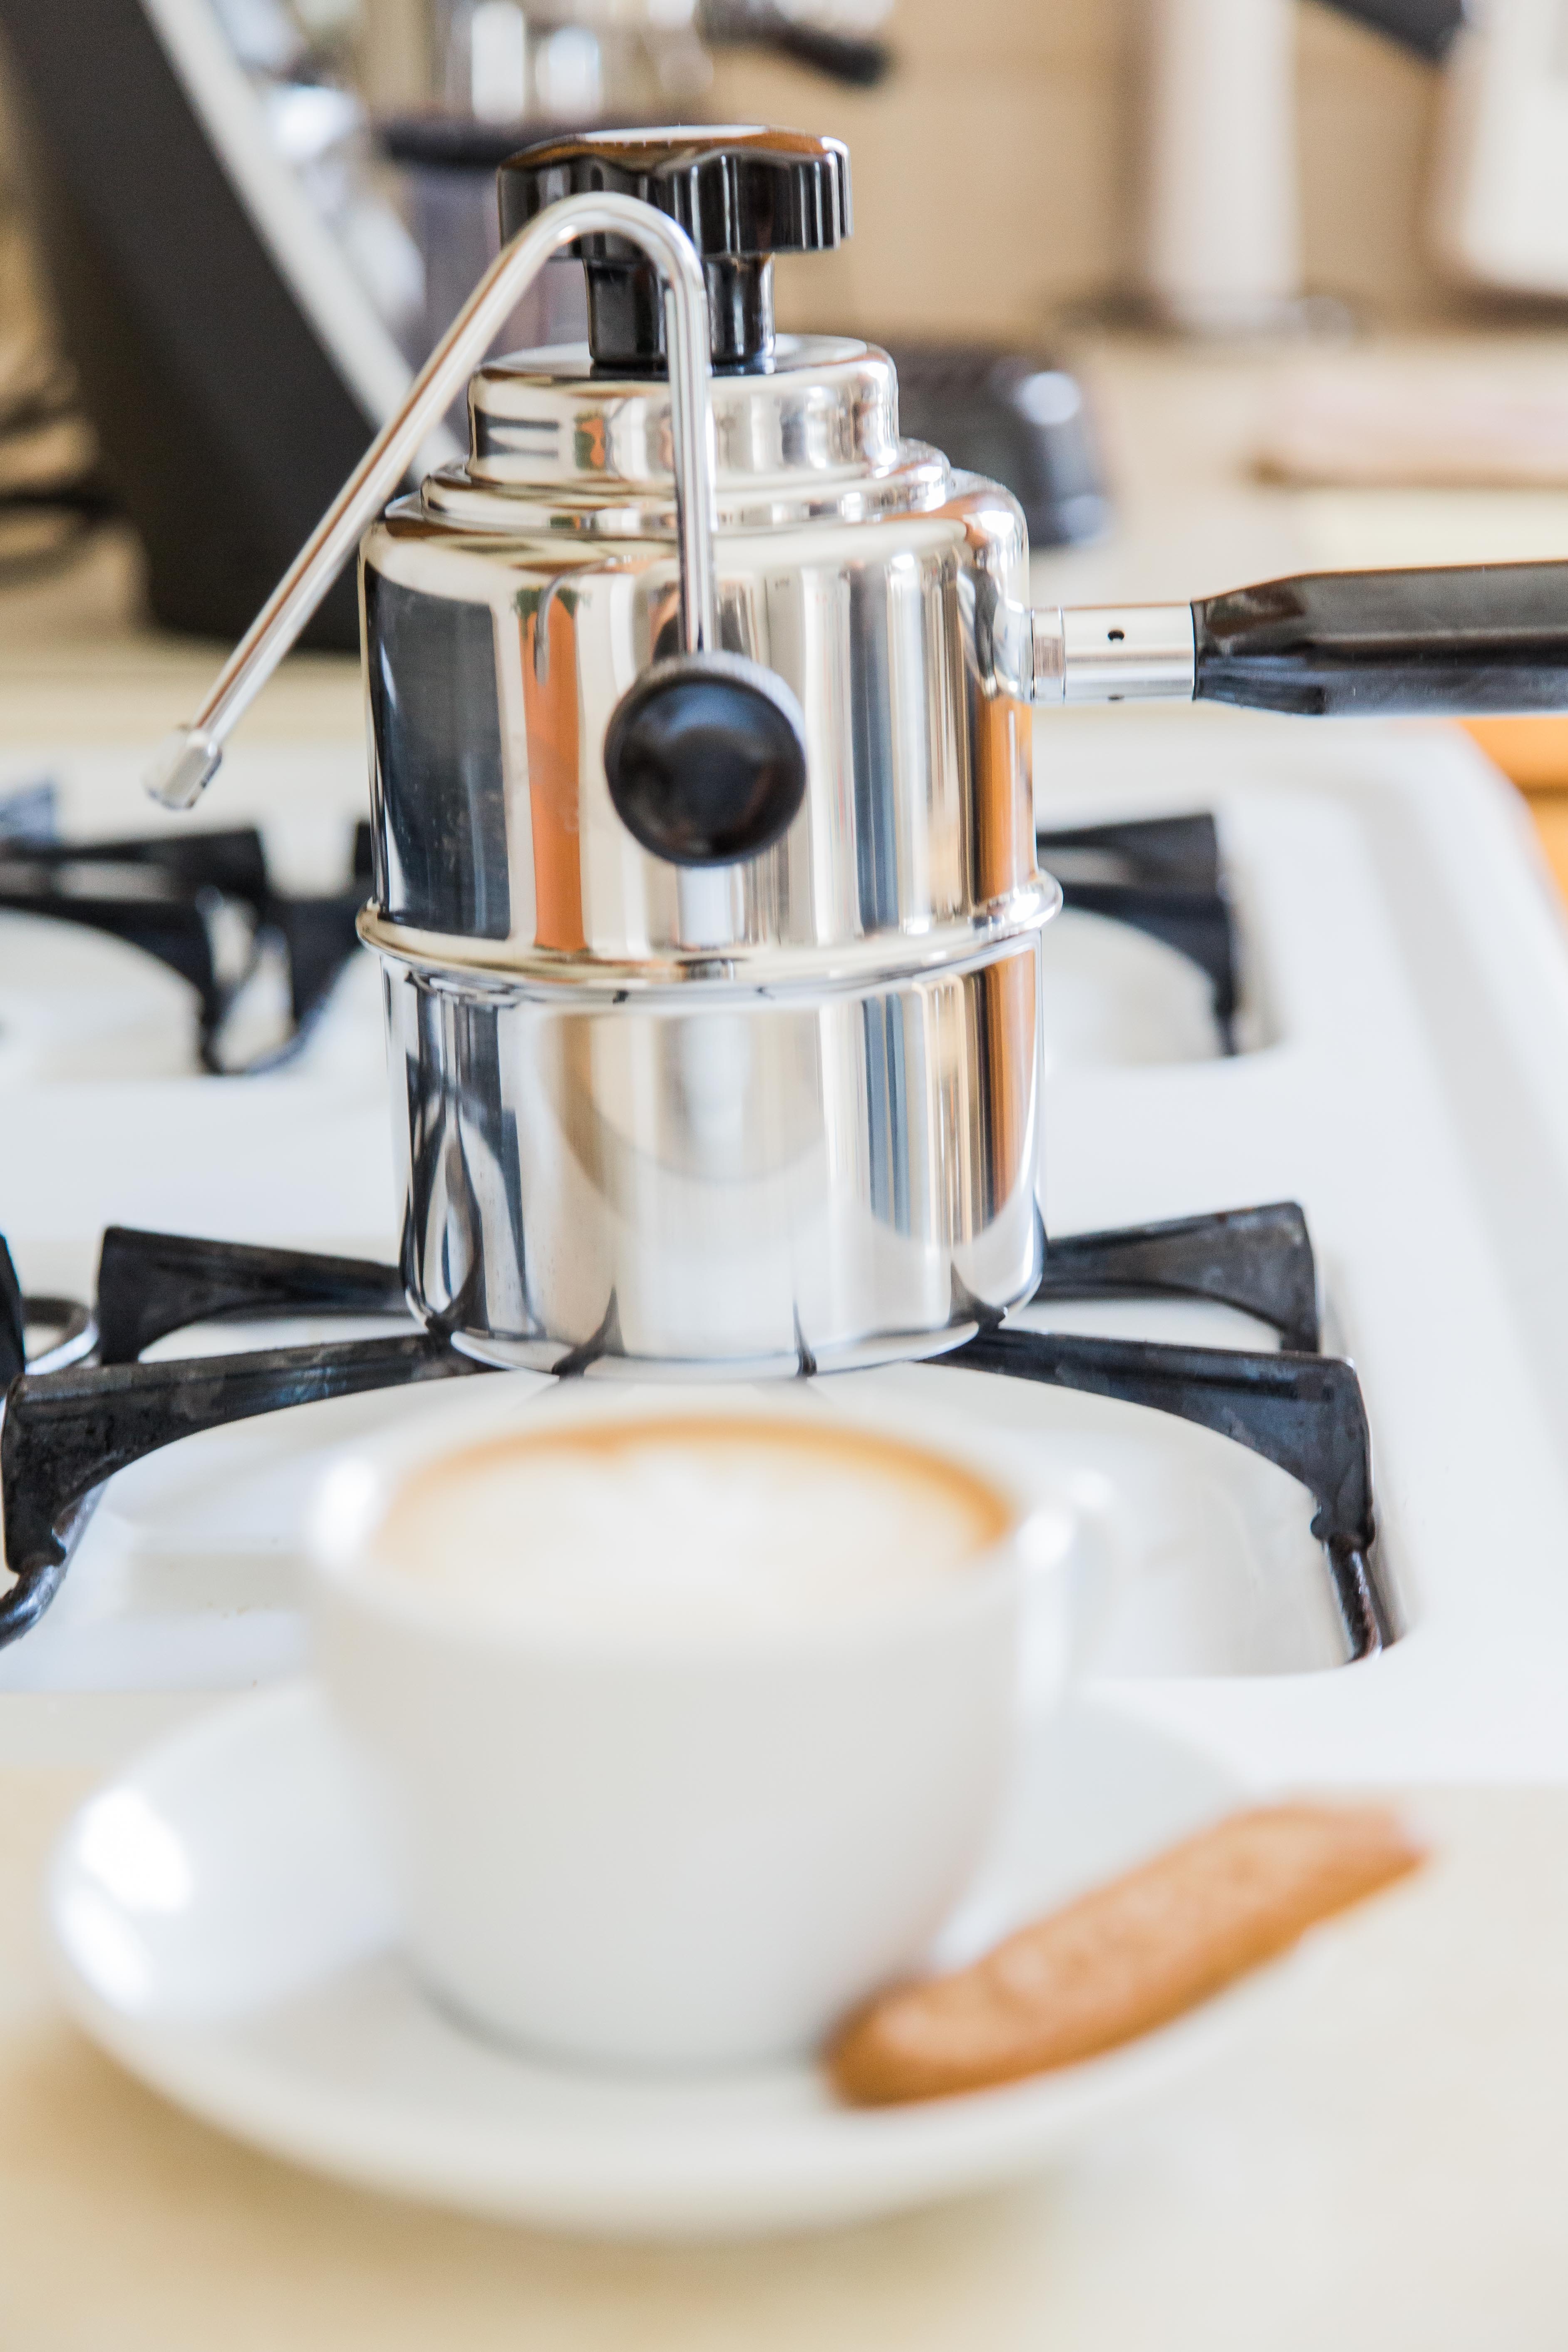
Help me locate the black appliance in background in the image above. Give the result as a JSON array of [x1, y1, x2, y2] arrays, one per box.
[[0, 0, 385, 648], [380, 112, 591, 403], [1321, 0, 1466, 58], [884, 343, 1109, 549]]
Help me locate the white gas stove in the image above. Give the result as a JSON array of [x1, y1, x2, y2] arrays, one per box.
[[4, 713, 1567, 1785]]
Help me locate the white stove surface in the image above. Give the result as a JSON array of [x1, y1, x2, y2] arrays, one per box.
[[5, 715, 1568, 1784]]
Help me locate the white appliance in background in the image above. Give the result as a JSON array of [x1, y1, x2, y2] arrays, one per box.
[[1431, 0, 1568, 297], [1138, 0, 1468, 332], [1139, 0, 1302, 333]]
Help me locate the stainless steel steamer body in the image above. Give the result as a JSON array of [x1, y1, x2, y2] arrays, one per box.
[[358, 337, 1058, 1372]]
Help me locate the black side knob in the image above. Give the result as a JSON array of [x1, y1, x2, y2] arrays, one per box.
[[498, 127, 851, 372], [603, 652, 808, 866]]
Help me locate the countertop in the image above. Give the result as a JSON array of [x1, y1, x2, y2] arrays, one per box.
[[5, 333, 1568, 2342], [2, 1767, 1565, 2350]]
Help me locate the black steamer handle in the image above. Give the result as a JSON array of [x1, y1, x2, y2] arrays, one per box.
[[1192, 561, 1568, 718]]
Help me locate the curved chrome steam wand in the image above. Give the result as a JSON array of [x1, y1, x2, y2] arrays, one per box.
[[144, 191, 719, 811]]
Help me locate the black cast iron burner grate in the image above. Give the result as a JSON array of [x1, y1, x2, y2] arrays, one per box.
[[0, 782, 373, 1072], [0, 1203, 1394, 1665], [1035, 810, 1239, 1049]]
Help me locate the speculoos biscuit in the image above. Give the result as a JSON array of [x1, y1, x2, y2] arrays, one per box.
[[829, 1803, 1424, 2105]]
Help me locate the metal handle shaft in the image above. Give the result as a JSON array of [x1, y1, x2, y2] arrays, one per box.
[[146, 190, 717, 811], [1013, 562, 1568, 716], [1029, 603, 1197, 703]]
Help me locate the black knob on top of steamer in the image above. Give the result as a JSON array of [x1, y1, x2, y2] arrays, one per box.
[[497, 127, 850, 372], [603, 652, 808, 867]]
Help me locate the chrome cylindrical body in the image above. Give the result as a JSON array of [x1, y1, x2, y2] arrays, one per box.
[[360, 335, 1058, 1372]]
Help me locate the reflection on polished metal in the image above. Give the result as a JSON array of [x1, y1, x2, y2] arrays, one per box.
[[384, 948, 1045, 1374], [363, 337, 1046, 969]]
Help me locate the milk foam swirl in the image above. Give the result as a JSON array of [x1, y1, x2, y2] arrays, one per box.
[[369, 1416, 1011, 1640]]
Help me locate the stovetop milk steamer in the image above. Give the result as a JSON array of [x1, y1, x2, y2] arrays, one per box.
[[151, 127, 1568, 1377], [375, 134, 1053, 1375], [155, 131, 1055, 1375]]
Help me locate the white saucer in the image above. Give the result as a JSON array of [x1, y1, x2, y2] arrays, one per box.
[[49, 1683, 1268, 2239]]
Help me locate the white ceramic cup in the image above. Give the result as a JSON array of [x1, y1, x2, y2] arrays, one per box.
[[308, 1380, 1060, 2071]]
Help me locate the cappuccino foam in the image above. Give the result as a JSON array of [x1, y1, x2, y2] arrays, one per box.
[[370, 1415, 1010, 1639]]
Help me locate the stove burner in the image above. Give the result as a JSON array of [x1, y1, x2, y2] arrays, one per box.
[[1, 789, 1242, 1073], [0, 782, 372, 1072], [0, 1206, 1394, 1663], [1036, 811, 1239, 1048]]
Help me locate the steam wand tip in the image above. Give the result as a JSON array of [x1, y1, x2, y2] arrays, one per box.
[[145, 729, 223, 811]]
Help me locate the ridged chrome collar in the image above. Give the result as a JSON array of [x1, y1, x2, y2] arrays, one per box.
[[359, 881, 1060, 1005], [416, 333, 951, 533]]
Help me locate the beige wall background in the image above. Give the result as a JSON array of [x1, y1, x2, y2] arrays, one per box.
[[2, 0, 1488, 378], [710, 0, 1465, 342], [357, 0, 1471, 341]]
